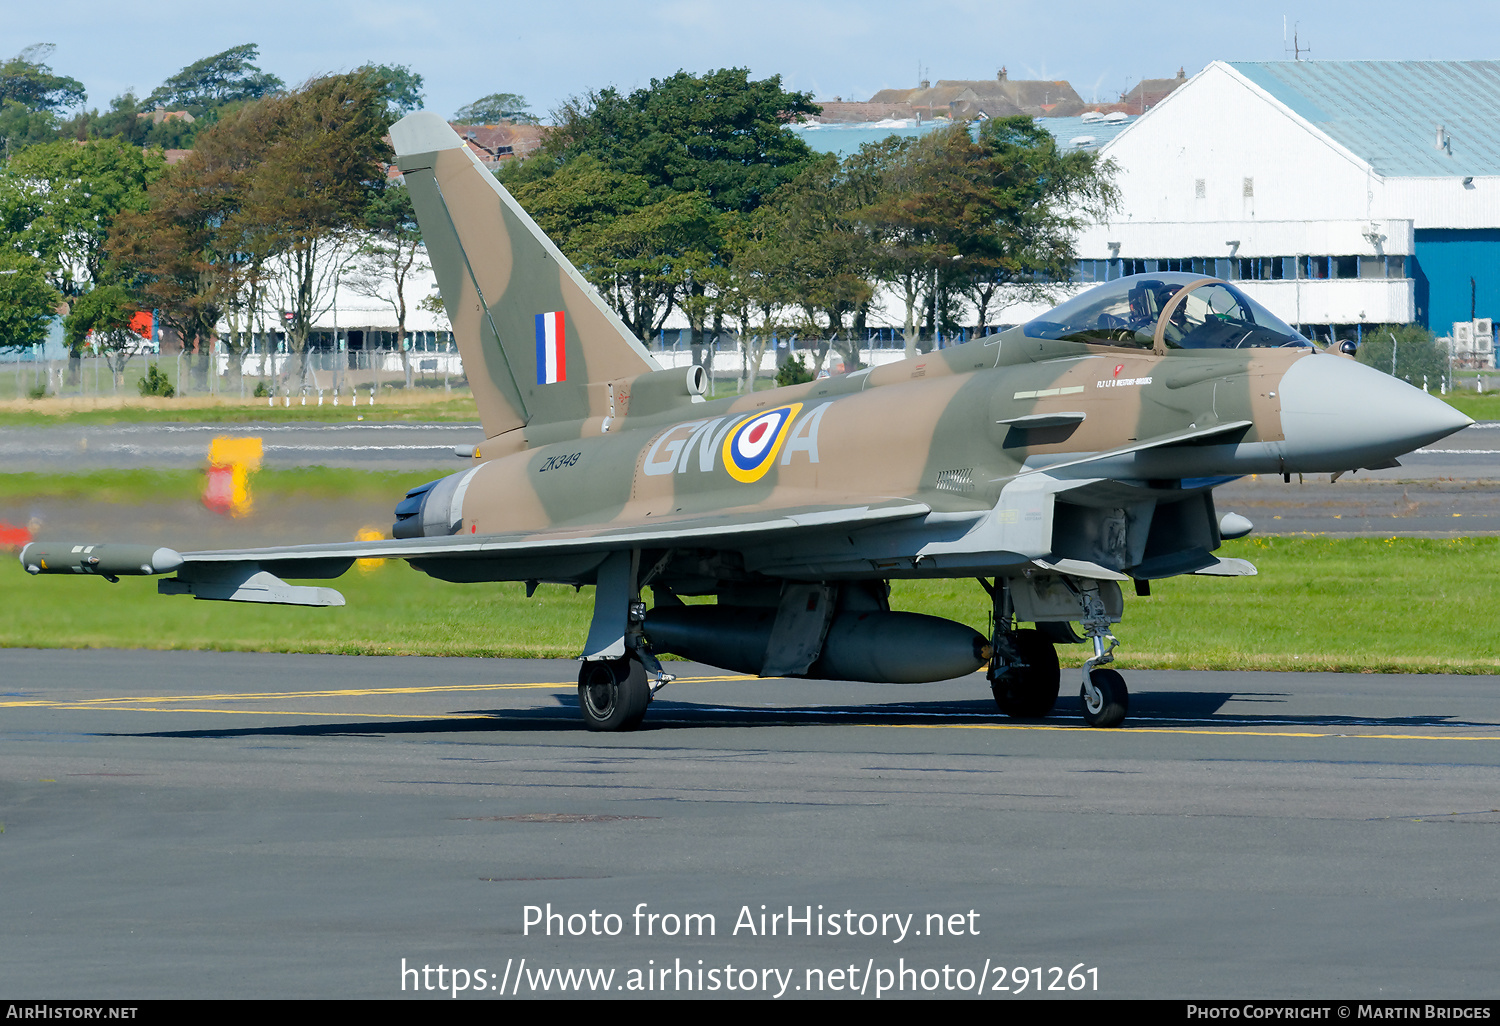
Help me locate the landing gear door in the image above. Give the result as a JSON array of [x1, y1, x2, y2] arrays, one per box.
[[993, 474, 1060, 559], [1010, 574, 1123, 624]]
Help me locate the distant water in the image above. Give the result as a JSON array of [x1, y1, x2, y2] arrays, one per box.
[[788, 114, 1135, 159]]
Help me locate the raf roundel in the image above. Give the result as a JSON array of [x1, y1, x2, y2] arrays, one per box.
[[722, 404, 802, 483]]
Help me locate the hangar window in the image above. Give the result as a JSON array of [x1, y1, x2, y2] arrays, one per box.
[[1074, 259, 1104, 282]]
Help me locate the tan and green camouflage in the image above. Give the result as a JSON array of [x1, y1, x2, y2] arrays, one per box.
[[21, 112, 1472, 730]]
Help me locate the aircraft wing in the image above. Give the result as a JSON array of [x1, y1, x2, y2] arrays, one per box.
[[19, 499, 932, 606]]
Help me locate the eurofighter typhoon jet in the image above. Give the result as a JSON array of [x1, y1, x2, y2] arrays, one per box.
[[21, 112, 1471, 730]]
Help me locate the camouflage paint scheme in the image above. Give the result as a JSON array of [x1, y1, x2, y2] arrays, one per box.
[[20, 113, 1472, 729]]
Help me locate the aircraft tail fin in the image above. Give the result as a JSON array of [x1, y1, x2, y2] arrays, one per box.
[[389, 112, 659, 439]]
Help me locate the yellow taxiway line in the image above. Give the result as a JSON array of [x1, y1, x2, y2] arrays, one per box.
[[888, 723, 1500, 741], [8, 679, 1495, 739], [0, 675, 758, 715]]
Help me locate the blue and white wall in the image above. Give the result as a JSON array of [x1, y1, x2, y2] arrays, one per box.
[[1074, 61, 1500, 346]]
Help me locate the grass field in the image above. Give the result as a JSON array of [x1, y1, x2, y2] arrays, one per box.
[[3, 536, 1495, 673], [0, 391, 481, 426], [0, 467, 424, 505]]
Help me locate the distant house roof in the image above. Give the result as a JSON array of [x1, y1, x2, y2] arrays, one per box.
[[807, 100, 918, 123], [1228, 60, 1500, 177], [450, 122, 547, 168], [1119, 70, 1188, 112], [137, 108, 195, 125], [870, 77, 1083, 118]]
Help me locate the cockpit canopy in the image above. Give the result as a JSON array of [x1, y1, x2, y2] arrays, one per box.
[[1024, 273, 1313, 350]]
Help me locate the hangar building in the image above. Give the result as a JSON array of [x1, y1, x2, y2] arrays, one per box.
[[1074, 60, 1500, 352]]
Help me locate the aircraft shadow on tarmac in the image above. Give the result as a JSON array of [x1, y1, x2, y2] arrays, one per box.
[[114, 690, 1490, 739]]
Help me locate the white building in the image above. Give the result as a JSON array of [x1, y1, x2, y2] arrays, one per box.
[[1073, 60, 1500, 349]]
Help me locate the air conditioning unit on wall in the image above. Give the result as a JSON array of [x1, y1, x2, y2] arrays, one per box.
[[1473, 318, 1493, 353]]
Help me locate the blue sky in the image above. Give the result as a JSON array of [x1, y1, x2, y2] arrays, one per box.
[[15, 1, 1500, 120]]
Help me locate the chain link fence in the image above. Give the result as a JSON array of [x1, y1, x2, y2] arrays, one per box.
[[0, 344, 466, 403]]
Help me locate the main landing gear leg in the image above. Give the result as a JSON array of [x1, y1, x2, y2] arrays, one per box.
[[577, 549, 675, 732], [1077, 580, 1128, 728], [981, 578, 1061, 719]]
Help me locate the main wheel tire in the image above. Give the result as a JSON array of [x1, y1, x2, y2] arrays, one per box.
[[578, 656, 650, 732], [1080, 667, 1129, 728], [990, 629, 1061, 718]]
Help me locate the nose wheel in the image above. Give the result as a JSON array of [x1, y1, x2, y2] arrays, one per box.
[[1081, 667, 1128, 728]]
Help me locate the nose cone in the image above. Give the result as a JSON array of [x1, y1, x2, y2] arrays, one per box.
[[1278, 355, 1472, 472]]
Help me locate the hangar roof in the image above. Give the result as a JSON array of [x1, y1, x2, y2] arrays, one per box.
[[1228, 60, 1500, 178]]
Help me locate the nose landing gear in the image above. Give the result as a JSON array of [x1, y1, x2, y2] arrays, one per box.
[[983, 574, 1132, 728], [1078, 580, 1128, 728]]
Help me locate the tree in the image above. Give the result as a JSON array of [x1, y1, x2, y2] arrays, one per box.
[[63, 284, 145, 391], [505, 155, 713, 341], [359, 64, 424, 118], [505, 154, 651, 244], [0, 103, 59, 157], [718, 212, 802, 392], [145, 44, 283, 112], [0, 45, 85, 112], [856, 119, 1118, 355], [1357, 324, 1450, 389], [0, 44, 87, 155], [510, 68, 821, 346], [0, 252, 59, 351], [749, 154, 875, 371], [66, 46, 293, 151], [0, 137, 165, 297], [345, 182, 426, 387], [110, 74, 391, 394], [853, 134, 935, 358], [63, 90, 202, 150], [64, 92, 148, 147], [110, 122, 251, 391], [963, 117, 1119, 332], [574, 190, 720, 341], [232, 74, 392, 385], [775, 352, 815, 387], [544, 68, 820, 215], [453, 92, 537, 125]]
